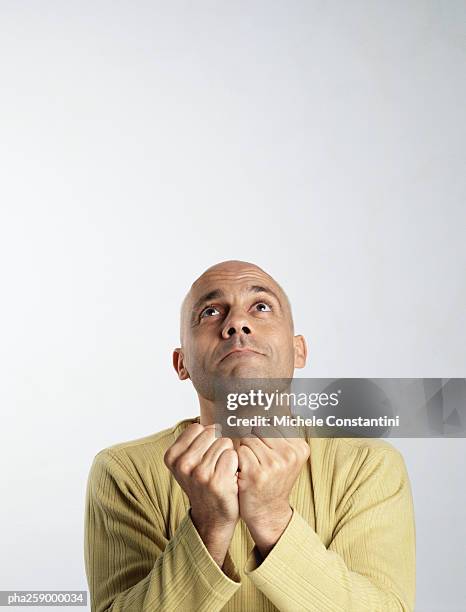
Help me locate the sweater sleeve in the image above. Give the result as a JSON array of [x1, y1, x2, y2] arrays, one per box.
[[84, 449, 241, 612], [243, 448, 416, 612]]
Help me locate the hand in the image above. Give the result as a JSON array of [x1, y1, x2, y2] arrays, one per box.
[[237, 426, 310, 558], [164, 422, 240, 568]]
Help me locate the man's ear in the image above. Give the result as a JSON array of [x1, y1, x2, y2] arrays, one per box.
[[293, 335, 307, 369], [173, 348, 190, 380]]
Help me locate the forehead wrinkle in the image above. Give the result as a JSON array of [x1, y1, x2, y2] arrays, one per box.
[[190, 270, 281, 309], [192, 268, 279, 294]]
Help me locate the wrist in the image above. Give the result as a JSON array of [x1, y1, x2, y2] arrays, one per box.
[[189, 507, 238, 537], [245, 504, 293, 558], [244, 503, 292, 531]]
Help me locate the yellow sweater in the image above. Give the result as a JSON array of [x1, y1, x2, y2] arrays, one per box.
[[84, 416, 416, 611]]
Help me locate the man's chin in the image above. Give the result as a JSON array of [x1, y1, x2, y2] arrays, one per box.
[[218, 362, 270, 379], [212, 366, 281, 412]]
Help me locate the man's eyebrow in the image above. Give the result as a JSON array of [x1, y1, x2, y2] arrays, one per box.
[[248, 285, 282, 306], [191, 289, 225, 317]]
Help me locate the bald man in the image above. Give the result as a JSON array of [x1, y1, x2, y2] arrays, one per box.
[[84, 260, 416, 612]]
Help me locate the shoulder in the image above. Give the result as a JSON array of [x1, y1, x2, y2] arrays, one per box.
[[335, 436, 404, 457], [308, 437, 412, 528], [88, 416, 200, 480], [103, 415, 199, 453], [315, 435, 405, 460], [310, 435, 409, 488], [85, 416, 200, 515]]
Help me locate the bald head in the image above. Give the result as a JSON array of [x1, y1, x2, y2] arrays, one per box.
[[173, 259, 307, 401], [180, 260, 294, 345]]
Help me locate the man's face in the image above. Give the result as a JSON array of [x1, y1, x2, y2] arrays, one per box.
[[176, 263, 306, 401]]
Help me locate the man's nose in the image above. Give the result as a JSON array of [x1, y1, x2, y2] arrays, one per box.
[[221, 310, 252, 339]]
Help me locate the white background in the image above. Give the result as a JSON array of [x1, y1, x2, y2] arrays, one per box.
[[0, 2, 465, 610]]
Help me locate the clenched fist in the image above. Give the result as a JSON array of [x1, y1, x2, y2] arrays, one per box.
[[164, 422, 311, 565], [237, 427, 311, 558], [163, 422, 239, 568]]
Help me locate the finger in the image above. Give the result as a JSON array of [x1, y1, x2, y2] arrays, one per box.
[[164, 423, 209, 465], [185, 425, 220, 461], [200, 437, 235, 476], [250, 424, 293, 450], [215, 448, 239, 478], [239, 433, 271, 465], [251, 427, 310, 463]]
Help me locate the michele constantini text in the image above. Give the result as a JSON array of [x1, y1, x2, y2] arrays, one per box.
[[226, 414, 400, 428]]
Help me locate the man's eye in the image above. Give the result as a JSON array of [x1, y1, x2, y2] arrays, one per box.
[[255, 302, 272, 312], [200, 306, 220, 318]]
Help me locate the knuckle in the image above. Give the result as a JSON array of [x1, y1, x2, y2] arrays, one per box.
[[253, 470, 266, 486], [192, 465, 210, 484], [176, 455, 195, 476], [217, 437, 234, 451], [284, 448, 297, 465], [219, 449, 237, 467], [164, 449, 174, 468]]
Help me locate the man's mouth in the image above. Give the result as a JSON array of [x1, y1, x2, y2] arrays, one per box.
[[220, 348, 262, 363]]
